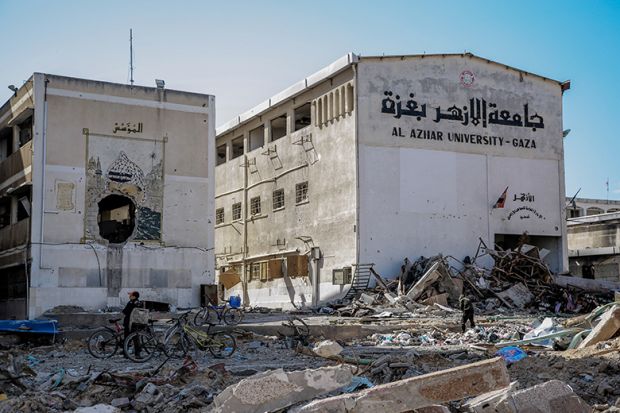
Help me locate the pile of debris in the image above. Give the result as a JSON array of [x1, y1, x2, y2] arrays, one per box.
[[325, 234, 615, 318], [459, 238, 613, 313]]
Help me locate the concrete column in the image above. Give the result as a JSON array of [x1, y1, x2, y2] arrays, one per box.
[[10, 196, 18, 224], [12, 125, 20, 152], [287, 108, 294, 135], [264, 122, 271, 144]]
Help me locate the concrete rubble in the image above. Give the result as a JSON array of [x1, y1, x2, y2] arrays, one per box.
[[292, 357, 509, 412], [211, 365, 353, 413], [465, 380, 592, 413]]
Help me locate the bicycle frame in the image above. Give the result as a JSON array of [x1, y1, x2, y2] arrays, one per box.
[[182, 323, 216, 349]]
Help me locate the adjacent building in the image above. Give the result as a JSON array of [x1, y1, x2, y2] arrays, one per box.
[[215, 53, 570, 308], [566, 197, 620, 218], [0, 74, 215, 319]]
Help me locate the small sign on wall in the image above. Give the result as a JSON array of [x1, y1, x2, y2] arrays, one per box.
[[56, 181, 75, 211]]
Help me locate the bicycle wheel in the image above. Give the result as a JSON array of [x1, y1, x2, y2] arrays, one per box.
[[194, 307, 219, 326], [163, 331, 190, 359], [87, 328, 118, 359], [124, 330, 158, 362], [223, 308, 244, 325], [208, 332, 237, 358]]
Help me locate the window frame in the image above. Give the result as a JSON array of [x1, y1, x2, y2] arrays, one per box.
[[250, 196, 261, 216], [272, 188, 285, 211], [215, 207, 225, 225], [295, 181, 309, 205], [232, 202, 242, 221]]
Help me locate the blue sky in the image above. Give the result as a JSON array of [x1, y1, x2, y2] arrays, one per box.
[[1, 0, 618, 199]]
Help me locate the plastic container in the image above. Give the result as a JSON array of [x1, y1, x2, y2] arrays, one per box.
[[229, 295, 241, 308]]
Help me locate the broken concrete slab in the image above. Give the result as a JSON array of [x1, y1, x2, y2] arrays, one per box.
[[406, 262, 442, 300], [292, 357, 509, 413], [466, 380, 592, 413], [74, 405, 121, 413], [359, 293, 377, 306], [552, 274, 620, 294], [211, 365, 353, 413], [414, 405, 451, 412], [420, 293, 449, 307], [578, 305, 620, 348], [463, 382, 519, 412], [313, 340, 343, 358], [495, 282, 534, 309]]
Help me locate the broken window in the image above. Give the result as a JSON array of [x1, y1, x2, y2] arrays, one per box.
[[608, 208, 620, 213], [273, 188, 284, 210], [294, 103, 311, 131], [250, 196, 261, 215], [0, 198, 10, 229], [0, 127, 12, 161], [216, 144, 227, 166], [295, 181, 308, 204], [231, 136, 244, 159], [249, 125, 264, 151], [18, 117, 32, 147], [97, 194, 135, 243], [216, 207, 224, 225], [333, 267, 352, 285], [270, 114, 287, 141], [232, 202, 242, 221], [567, 207, 582, 218], [17, 195, 30, 221]]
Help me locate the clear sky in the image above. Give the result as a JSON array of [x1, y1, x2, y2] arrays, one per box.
[[1, 0, 618, 200]]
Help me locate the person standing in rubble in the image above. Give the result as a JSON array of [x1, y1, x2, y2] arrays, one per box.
[[459, 293, 475, 332], [122, 291, 142, 357]]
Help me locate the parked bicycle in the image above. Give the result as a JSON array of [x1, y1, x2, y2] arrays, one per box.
[[193, 297, 244, 326], [165, 312, 236, 359], [87, 318, 126, 359], [122, 319, 179, 363]]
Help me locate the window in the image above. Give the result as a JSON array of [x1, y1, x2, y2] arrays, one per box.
[[296, 181, 308, 204], [333, 267, 352, 285], [249, 125, 264, 151], [0, 198, 10, 229], [273, 189, 285, 210], [231, 136, 244, 159], [215, 208, 224, 224], [270, 114, 287, 141], [294, 103, 311, 131], [216, 144, 227, 165], [250, 196, 261, 215], [248, 261, 268, 282], [586, 207, 604, 216], [18, 117, 32, 146], [232, 202, 242, 220]]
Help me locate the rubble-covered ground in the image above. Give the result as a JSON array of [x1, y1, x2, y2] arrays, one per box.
[[1, 308, 619, 412]]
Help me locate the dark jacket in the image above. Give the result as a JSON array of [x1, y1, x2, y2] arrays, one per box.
[[459, 296, 474, 313], [122, 299, 141, 329]]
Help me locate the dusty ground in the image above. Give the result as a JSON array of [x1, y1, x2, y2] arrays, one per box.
[[1, 311, 619, 412]]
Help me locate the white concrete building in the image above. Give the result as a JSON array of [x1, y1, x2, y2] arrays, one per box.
[[215, 53, 570, 309], [0, 74, 215, 319], [566, 197, 620, 218]]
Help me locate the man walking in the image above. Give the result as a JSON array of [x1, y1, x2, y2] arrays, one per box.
[[459, 293, 475, 332]]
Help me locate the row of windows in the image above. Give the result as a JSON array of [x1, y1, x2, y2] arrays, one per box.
[[215, 182, 308, 225], [216, 103, 312, 166]]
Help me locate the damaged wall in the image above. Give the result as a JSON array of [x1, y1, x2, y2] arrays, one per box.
[[356, 54, 567, 276], [27, 73, 215, 317], [215, 65, 357, 309]]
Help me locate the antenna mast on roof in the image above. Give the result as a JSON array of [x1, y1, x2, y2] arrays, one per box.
[[129, 29, 134, 86]]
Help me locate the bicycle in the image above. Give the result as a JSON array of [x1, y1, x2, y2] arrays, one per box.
[[123, 319, 179, 363], [165, 312, 236, 359], [193, 298, 244, 326], [87, 318, 126, 359]]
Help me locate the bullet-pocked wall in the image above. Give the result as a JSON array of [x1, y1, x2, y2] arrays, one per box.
[[28, 74, 215, 317], [356, 55, 567, 277]]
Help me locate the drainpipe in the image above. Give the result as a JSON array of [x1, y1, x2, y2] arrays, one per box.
[[311, 247, 321, 307], [241, 152, 249, 306]]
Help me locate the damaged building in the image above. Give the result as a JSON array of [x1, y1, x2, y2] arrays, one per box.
[[0, 74, 215, 319], [214, 53, 570, 308]]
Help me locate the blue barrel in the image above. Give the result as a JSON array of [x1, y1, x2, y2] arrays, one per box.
[[229, 295, 241, 308]]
